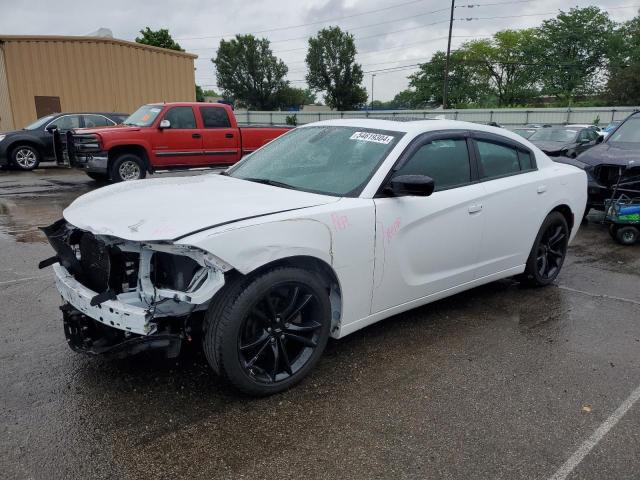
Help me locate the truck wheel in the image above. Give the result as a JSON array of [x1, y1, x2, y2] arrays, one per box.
[[203, 267, 332, 396], [615, 226, 639, 246], [86, 172, 109, 183], [110, 153, 146, 182], [11, 145, 40, 171], [520, 212, 569, 287]]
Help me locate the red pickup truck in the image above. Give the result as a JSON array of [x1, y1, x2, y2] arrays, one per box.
[[63, 102, 291, 182]]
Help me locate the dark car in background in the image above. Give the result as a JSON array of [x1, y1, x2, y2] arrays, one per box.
[[528, 126, 602, 158], [0, 112, 127, 171], [555, 112, 640, 213], [512, 127, 539, 139]]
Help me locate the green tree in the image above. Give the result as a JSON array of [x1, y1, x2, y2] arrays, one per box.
[[410, 50, 490, 107], [202, 89, 221, 97], [537, 7, 615, 104], [276, 86, 316, 109], [135, 27, 183, 51], [306, 27, 368, 110], [195, 85, 205, 102], [387, 89, 422, 109], [213, 35, 288, 110], [607, 13, 640, 105], [463, 29, 542, 106]]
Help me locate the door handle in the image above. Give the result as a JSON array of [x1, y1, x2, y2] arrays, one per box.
[[192, 133, 202, 139], [537, 185, 547, 194], [225, 133, 234, 138], [468, 204, 483, 214]]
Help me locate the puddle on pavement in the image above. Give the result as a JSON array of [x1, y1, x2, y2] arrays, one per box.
[[0, 189, 91, 243]]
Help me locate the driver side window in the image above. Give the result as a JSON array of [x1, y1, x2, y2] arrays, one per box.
[[163, 107, 197, 129], [395, 139, 471, 191]]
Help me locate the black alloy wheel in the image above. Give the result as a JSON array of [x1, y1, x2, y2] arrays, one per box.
[[535, 222, 567, 280], [238, 282, 323, 383], [522, 212, 569, 286], [204, 267, 332, 396]]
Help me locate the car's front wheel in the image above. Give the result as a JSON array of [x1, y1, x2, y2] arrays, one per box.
[[521, 211, 569, 286], [204, 267, 332, 396], [110, 153, 146, 182], [11, 145, 40, 170]]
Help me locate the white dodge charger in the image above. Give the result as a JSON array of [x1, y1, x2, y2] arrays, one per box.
[[41, 119, 587, 396]]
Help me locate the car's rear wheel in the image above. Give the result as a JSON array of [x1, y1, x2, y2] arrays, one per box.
[[11, 145, 40, 171], [521, 212, 569, 286], [110, 153, 146, 182], [203, 267, 332, 396], [614, 226, 639, 246]]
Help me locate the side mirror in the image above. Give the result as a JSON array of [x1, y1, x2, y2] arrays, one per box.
[[386, 174, 435, 197], [46, 124, 58, 132], [159, 119, 171, 129]]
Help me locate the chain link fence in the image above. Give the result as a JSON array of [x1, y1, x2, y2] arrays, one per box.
[[236, 106, 639, 127]]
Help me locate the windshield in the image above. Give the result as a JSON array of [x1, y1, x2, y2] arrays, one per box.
[[228, 126, 404, 196], [24, 115, 56, 130], [123, 105, 163, 127], [513, 129, 536, 139], [529, 128, 577, 143], [608, 116, 640, 143]]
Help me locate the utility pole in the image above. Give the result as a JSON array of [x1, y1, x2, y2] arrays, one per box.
[[442, 0, 455, 110], [371, 74, 376, 110]]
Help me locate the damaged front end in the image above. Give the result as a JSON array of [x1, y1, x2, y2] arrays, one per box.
[[40, 219, 228, 358]]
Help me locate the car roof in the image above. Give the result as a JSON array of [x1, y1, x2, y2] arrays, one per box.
[[51, 112, 128, 116], [300, 118, 525, 137]]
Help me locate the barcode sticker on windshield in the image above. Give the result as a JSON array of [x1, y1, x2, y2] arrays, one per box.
[[350, 132, 394, 144]]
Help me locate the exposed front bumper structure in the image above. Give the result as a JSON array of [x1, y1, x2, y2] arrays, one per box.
[[54, 263, 152, 335], [42, 219, 229, 358], [61, 304, 182, 358]]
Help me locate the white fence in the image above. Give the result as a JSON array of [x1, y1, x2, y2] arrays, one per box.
[[236, 106, 639, 127]]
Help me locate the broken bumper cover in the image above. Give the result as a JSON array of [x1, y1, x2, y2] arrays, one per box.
[[54, 263, 152, 335], [62, 304, 182, 359]]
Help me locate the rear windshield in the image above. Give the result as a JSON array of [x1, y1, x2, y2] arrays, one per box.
[[123, 105, 163, 127], [529, 129, 577, 142]]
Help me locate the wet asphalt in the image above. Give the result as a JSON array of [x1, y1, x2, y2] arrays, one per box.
[[1, 166, 639, 480]]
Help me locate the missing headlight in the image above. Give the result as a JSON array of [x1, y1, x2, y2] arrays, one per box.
[[151, 252, 201, 292]]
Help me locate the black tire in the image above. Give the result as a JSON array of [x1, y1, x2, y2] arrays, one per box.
[[203, 267, 332, 396], [110, 153, 146, 182], [11, 144, 40, 171], [615, 226, 639, 246], [521, 212, 569, 287], [86, 172, 109, 182]]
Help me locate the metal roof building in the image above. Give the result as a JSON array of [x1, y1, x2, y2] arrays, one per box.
[[0, 35, 197, 131]]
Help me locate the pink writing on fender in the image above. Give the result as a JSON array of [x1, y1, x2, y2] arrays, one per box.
[[385, 218, 401, 243], [332, 213, 350, 231]]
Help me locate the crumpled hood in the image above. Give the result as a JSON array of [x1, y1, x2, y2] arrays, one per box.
[[577, 142, 640, 167], [63, 174, 339, 241], [530, 140, 571, 153]]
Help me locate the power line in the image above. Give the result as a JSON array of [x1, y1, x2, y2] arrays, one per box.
[[176, 0, 440, 40]]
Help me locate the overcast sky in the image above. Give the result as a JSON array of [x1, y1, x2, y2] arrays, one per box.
[[0, 0, 637, 101]]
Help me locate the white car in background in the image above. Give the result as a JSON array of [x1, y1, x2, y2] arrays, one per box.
[[41, 119, 587, 396]]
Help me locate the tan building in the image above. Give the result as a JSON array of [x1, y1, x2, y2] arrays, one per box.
[[0, 35, 197, 131]]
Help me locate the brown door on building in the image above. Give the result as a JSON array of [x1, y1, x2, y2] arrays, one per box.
[[34, 96, 61, 119]]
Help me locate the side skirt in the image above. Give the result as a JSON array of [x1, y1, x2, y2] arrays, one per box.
[[336, 265, 525, 338]]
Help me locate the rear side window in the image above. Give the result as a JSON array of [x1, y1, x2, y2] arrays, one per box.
[[163, 106, 197, 129], [83, 115, 113, 127], [396, 139, 471, 191], [200, 107, 231, 128], [476, 140, 521, 179], [518, 150, 534, 170]]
